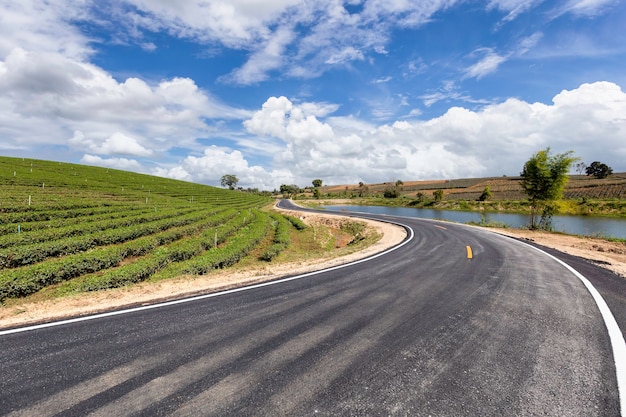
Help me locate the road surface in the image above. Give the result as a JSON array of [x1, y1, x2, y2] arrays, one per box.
[[1, 201, 625, 416]]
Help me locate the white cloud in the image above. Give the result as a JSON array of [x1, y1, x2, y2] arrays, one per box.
[[133, 82, 626, 189], [556, 0, 619, 17], [361, 0, 461, 27], [121, 0, 301, 48], [155, 146, 294, 190], [420, 81, 491, 107], [516, 32, 543, 54], [487, 0, 544, 24], [80, 154, 143, 171], [0, 0, 92, 59], [223, 26, 294, 84], [202, 82, 625, 187], [463, 48, 507, 79], [152, 165, 192, 181], [113, 1, 467, 84], [0, 47, 250, 156], [71, 131, 153, 157], [372, 76, 393, 84], [463, 33, 543, 79], [324, 46, 364, 65], [243, 96, 335, 144], [1, 1, 624, 191]]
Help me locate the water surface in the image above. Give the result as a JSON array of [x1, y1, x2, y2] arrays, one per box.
[[322, 205, 626, 239]]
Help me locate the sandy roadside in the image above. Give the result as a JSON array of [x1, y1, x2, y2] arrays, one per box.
[[487, 227, 626, 277], [1, 206, 624, 329]]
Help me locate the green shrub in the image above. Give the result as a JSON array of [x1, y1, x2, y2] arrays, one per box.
[[282, 214, 307, 230], [260, 214, 291, 261]]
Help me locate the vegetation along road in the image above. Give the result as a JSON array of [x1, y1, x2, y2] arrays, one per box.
[[1, 200, 625, 416]]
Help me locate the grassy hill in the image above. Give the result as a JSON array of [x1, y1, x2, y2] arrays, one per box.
[[0, 156, 282, 303]]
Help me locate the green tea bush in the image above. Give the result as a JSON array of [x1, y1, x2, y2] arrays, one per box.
[[260, 214, 292, 261]]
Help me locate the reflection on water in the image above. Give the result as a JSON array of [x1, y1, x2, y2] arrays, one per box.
[[323, 205, 626, 239]]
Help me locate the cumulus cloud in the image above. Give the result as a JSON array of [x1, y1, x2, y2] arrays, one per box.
[[244, 96, 335, 144], [71, 131, 153, 157], [80, 154, 143, 171], [173, 82, 624, 188], [153, 146, 294, 190], [0, 47, 250, 156], [1, 1, 624, 191], [0, 0, 92, 60]]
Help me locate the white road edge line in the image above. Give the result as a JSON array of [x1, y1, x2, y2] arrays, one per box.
[[306, 209, 626, 414], [524, 242, 626, 416], [313, 208, 626, 414], [0, 219, 414, 337]]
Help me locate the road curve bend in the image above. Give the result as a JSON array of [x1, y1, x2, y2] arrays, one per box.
[[1, 200, 625, 416]]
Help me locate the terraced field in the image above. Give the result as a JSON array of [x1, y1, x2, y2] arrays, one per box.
[[0, 156, 287, 303], [321, 173, 626, 201]]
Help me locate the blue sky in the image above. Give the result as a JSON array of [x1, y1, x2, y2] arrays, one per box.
[[1, 0, 625, 190]]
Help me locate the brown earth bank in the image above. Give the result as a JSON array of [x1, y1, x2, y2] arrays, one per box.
[[1, 206, 625, 329]]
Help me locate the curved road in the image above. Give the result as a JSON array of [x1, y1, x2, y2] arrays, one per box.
[[1, 200, 625, 416]]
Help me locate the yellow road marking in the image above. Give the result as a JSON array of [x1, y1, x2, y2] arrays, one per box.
[[466, 245, 473, 259], [434, 225, 447, 230]]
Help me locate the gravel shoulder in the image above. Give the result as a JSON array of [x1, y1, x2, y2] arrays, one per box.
[[1, 207, 624, 329], [487, 227, 626, 277]]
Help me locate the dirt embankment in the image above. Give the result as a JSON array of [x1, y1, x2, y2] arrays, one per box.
[[1, 206, 624, 329]]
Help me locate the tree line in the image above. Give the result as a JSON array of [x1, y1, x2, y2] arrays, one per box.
[[219, 153, 614, 230]]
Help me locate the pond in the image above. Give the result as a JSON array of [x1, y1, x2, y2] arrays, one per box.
[[322, 205, 626, 239]]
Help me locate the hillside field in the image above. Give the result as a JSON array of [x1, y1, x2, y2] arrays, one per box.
[[320, 173, 626, 201], [0, 156, 280, 303], [314, 173, 626, 216], [0, 156, 377, 305]]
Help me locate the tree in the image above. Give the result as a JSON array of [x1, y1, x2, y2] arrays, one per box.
[[279, 184, 300, 198], [574, 161, 587, 175], [478, 185, 492, 201], [220, 174, 239, 190], [312, 179, 323, 188], [520, 148, 578, 229], [433, 189, 444, 202], [585, 161, 613, 179], [358, 182, 369, 197]]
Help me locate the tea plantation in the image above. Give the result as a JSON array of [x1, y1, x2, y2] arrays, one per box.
[[0, 156, 286, 302]]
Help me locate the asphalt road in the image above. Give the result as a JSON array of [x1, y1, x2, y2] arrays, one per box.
[[1, 201, 625, 416]]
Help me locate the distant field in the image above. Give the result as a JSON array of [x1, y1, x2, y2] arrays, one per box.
[[320, 173, 626, 201], [0, 156, 278, 303]]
